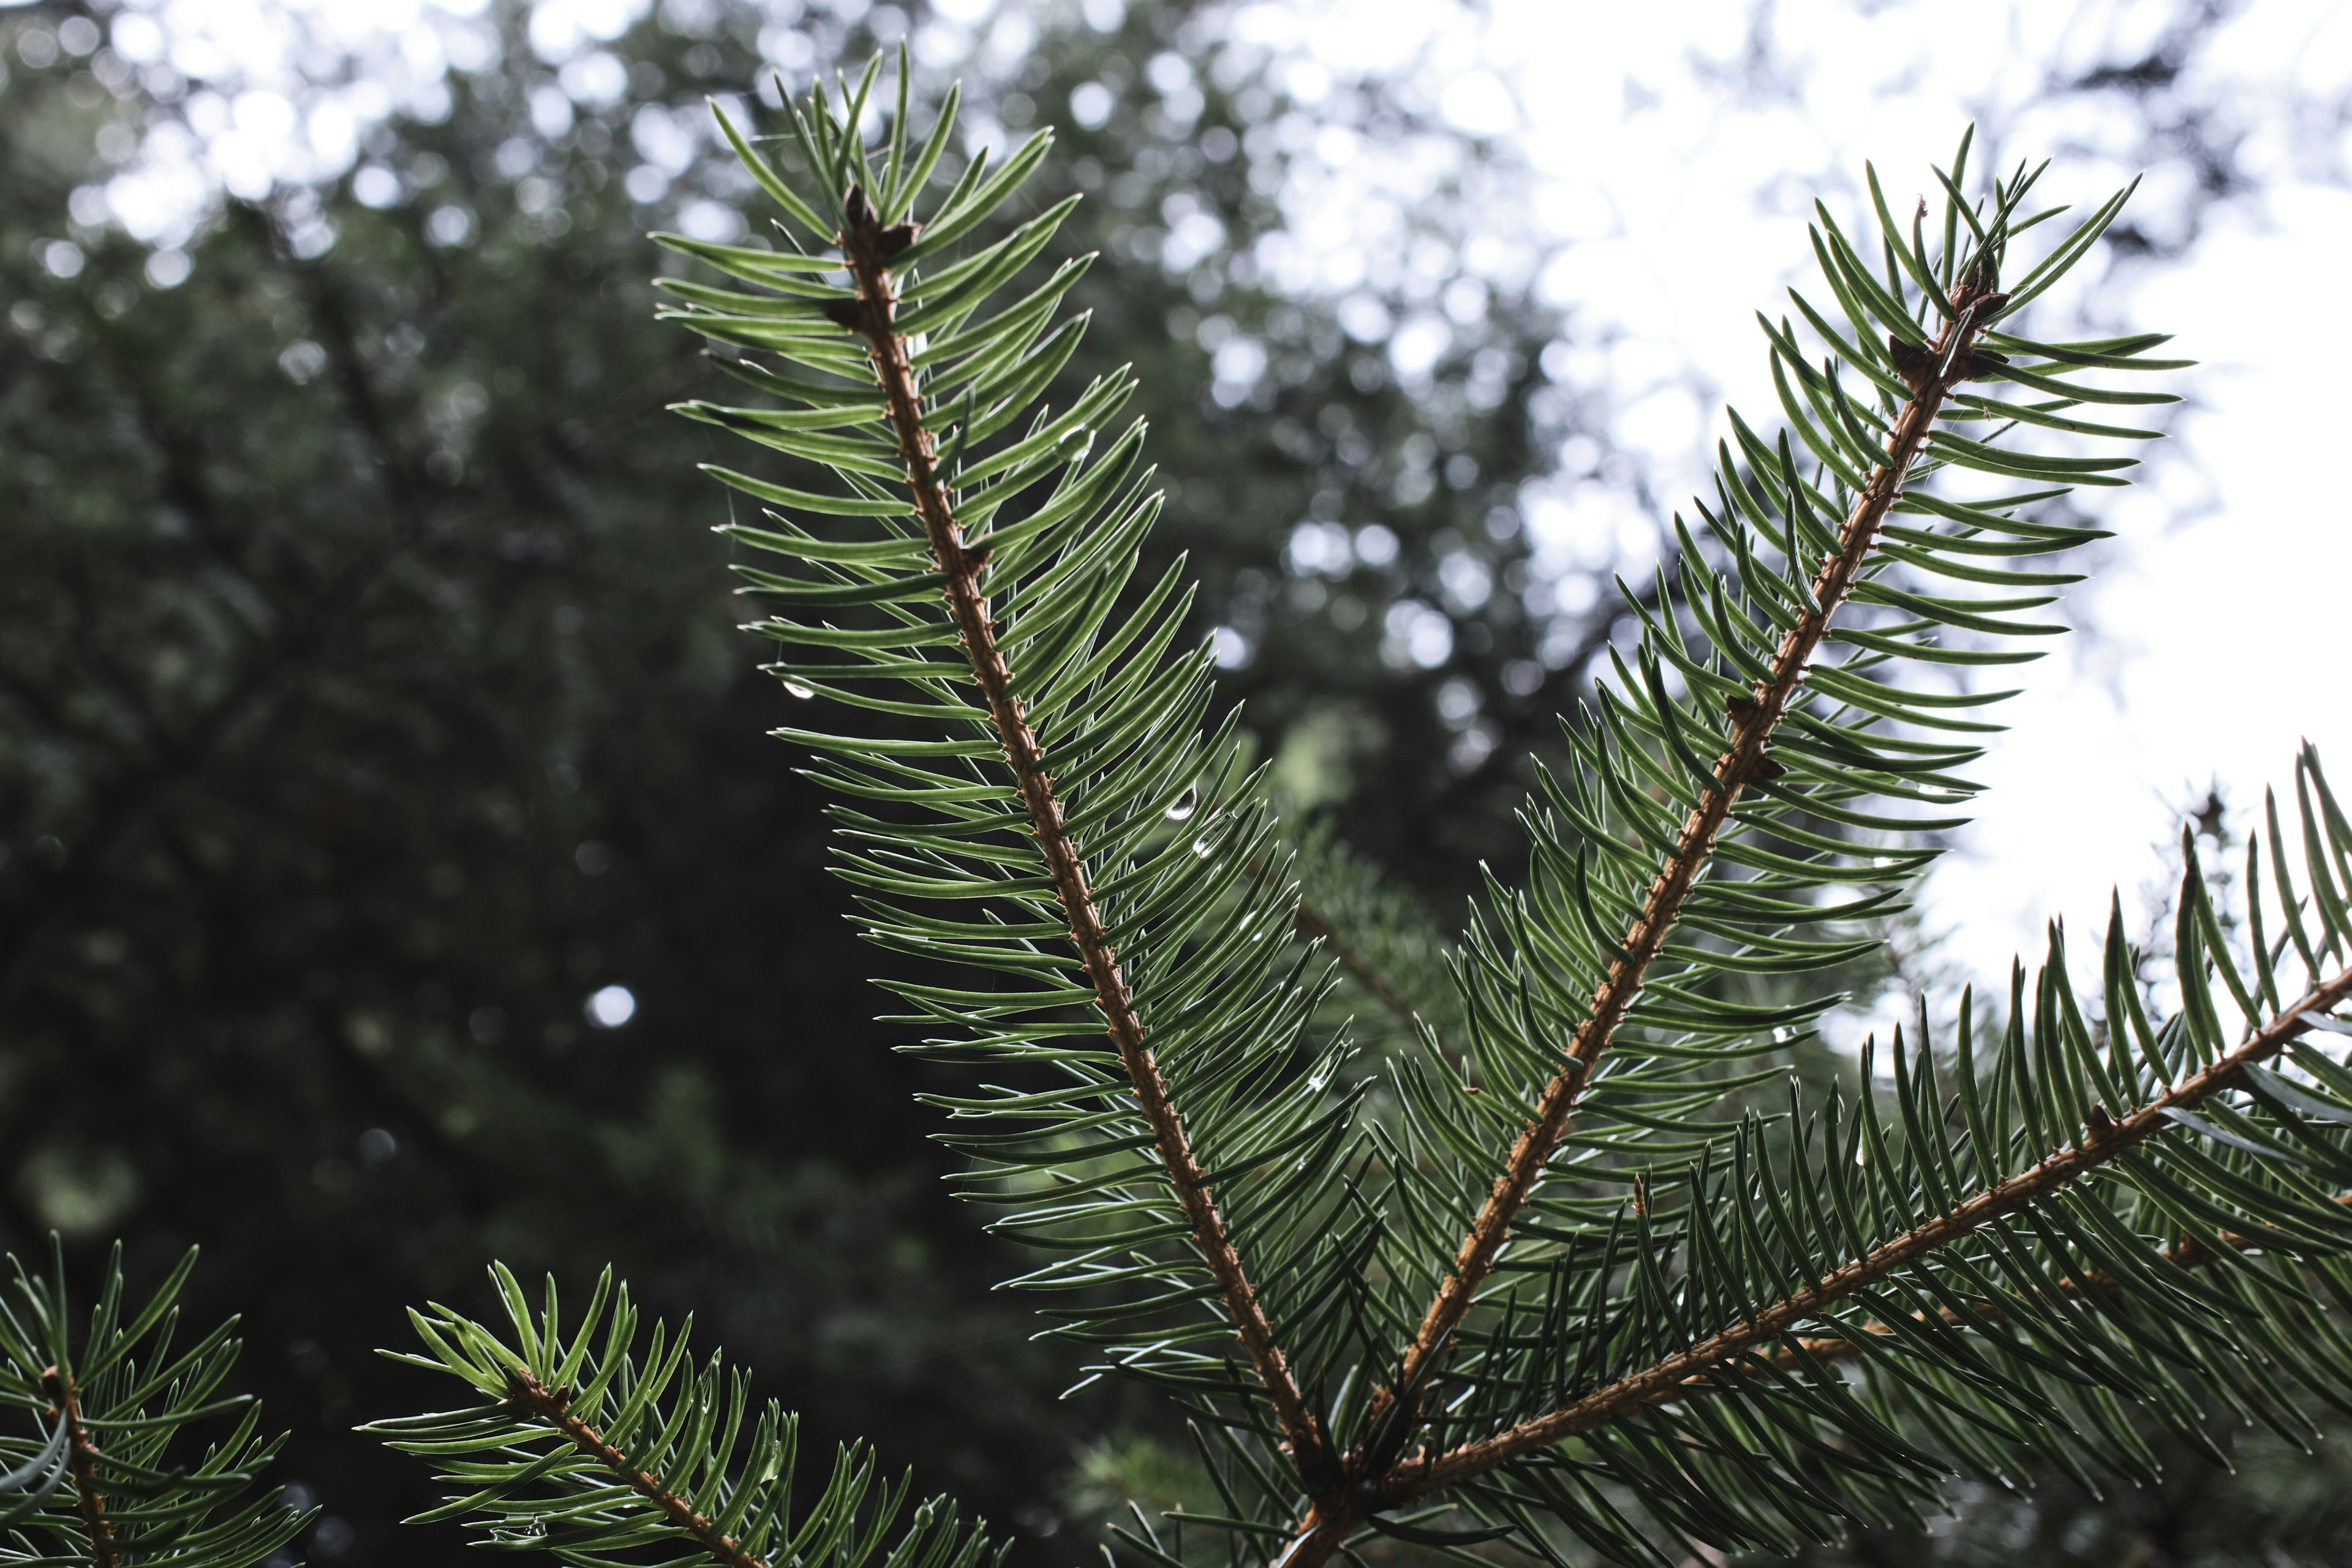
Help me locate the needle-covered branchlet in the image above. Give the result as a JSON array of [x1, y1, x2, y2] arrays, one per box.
[[1265, 276, 2017, 1568], [831, 187, 1340, 1494], [1373, 963, 2352, 1505], [1766, 1185, 2352, 1375], [1292, 898, 1449, 1055], [1381, 283, 2005, 1425], [500, 1368, 771, 1568]]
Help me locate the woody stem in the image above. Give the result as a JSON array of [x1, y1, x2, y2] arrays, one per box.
[[43, 1368, 116, 1568]]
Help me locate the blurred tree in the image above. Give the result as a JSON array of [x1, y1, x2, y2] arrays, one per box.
[[0, 0, 1591, 1562]]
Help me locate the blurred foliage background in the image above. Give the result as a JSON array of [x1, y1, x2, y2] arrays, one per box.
[[4, 1, 2351, 1565]]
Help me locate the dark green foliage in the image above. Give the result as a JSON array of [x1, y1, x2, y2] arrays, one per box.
[[0, 1243, 309, 1568]]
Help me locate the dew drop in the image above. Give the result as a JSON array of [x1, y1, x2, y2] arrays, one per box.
[[1193, 837, 1213, 858], [783, 679, 816, 699], [1165, 787, 1197, 822]]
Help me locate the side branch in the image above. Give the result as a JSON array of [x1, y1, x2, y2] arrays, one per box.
[[1292, 897, 1450, 1055], [42, 1368, 115, 1568], [502, 1370, 767, 1568], [1387, 963, 2352, 1499], [1764, 1193, 2350, 1374], [833, 193, 1335, 1490], [1385, 282, 2011, 1425]]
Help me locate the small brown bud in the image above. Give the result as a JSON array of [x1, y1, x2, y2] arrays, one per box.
[[1725, 693, 1761, 723], [821, 296, 864, 329], [843, 183, 873, 229], [1956, 252, 2000, 304], [1632, 1172, 1649, 1218], [2086, 1104, 2116, 1140], [1887, 334, 1936, 392], [880, 221, 920, 260], [1958, 348, 2009, 381], [1744, 754, 1790, 785]]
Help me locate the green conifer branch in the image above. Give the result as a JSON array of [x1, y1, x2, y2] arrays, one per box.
[[1264, 829, 1461, 1053], [1382, 960, 2352, 1504], [495, 1366, 778, 1568], [1291, 894, 1446, 1052], [642, 75, 2352, 1568], [1371, 270, 2015, 1480], [375, 1265, 1001, 1568], [827, 183, 1335, 1490], [0, 1242, 308, 1568], [1774, 1186, 2352, 1375]]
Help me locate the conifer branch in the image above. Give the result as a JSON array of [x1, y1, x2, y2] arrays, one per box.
[[662, 98, 2218, 1566], [40, 1369, 115, 1568], [1714, 1188, 2352, 1378], [1380, 274, 2018, 1447], [499, 1368, 769, 1568], [0, 1246, 304, 1568], [1766, 1188, 2352, 1374], [1379, 963, 2352, 1504], [831, 190, 1335, 1491], [381, 1266, 998, 1568]]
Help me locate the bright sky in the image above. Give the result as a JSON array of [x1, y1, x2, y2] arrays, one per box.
[[35, 0, 2352, 1016]]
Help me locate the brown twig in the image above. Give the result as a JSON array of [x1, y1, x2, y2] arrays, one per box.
[[42, 1368, 115, 1568], [502, 1368, 767, 1568], [1376, 963, 2352, 1503], [831, 190, 1336, 1492]]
